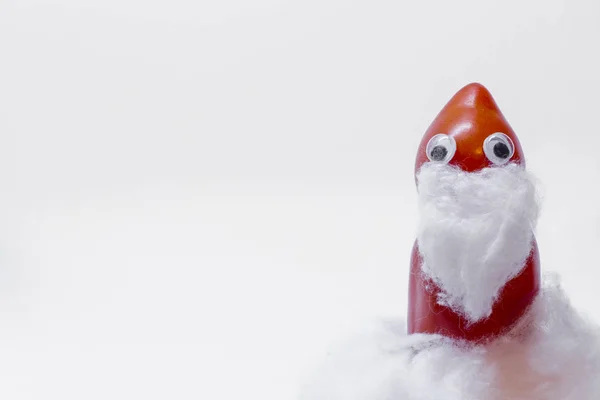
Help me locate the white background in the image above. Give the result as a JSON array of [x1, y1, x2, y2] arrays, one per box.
[[0, 0, 599, 398]]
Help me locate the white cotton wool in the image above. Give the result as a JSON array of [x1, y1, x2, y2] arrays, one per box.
[[299, 161, 600, 399], [416, 162, 541, 322], [298, 276, 600, 400]]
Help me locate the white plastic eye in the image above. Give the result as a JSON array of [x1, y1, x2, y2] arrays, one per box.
[[426, 134, 456, 163], [483, 133, 515, 165]]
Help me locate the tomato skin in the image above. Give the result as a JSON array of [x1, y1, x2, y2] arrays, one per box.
[[409, 83, 540, 342]]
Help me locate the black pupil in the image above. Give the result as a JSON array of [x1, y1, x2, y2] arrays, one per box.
[[430, 145, 448, 161], [493, 142, 510, 159]]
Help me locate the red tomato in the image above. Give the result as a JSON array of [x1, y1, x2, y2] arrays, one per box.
[[408, 83, 540, 342]]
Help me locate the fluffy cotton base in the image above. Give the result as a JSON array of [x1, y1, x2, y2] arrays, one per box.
[[416, 163, 540, 322], [299, 275, 600, 400]]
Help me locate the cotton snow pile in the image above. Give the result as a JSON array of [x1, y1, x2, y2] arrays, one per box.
[[299, 276, 600, 399]]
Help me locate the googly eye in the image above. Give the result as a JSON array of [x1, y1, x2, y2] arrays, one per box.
[[483, 133, 515, 165], [426, 134, 456, 163]]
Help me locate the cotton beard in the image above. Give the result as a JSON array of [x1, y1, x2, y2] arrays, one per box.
[[416, 162, 540, 323]]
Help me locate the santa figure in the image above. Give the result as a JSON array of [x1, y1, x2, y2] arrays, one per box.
[[300, 84, 600, 400]]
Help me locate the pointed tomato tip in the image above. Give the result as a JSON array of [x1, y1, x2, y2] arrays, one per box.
[[449, 82, 498, 110], [415, 83, 525, 173]]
